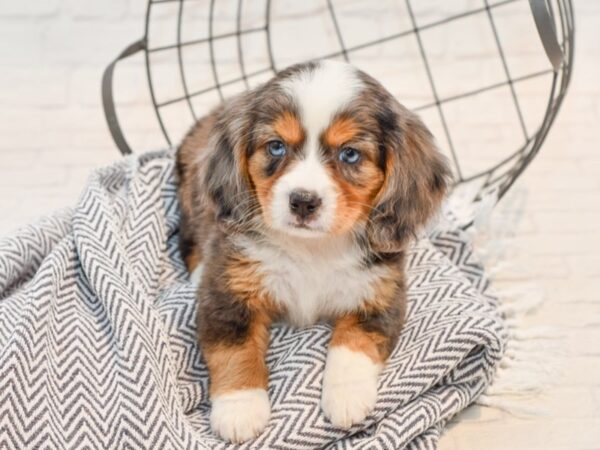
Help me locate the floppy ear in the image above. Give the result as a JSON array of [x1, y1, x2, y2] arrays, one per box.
[[203, 93, 257, 229], [367, 106, 451, 253]]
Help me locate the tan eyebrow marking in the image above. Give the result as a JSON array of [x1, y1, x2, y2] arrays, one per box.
[[323, 116, 360, 148], [272, 111, 304, 147]]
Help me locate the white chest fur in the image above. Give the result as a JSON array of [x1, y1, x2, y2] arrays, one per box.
[[235, 234, 385, 327]]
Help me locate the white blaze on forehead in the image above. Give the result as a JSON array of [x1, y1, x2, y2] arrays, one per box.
[[280, 60, 363, 140], [268, 61, 363, 235]]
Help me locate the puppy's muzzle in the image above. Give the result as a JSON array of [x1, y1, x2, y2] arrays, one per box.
[[289, 189, 322, 222]]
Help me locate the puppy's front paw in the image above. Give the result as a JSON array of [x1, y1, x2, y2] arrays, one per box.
[[210, 389, 270, 443], [321, 347, 381, 428]]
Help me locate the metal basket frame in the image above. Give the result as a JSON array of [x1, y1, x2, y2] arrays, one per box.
[[102, 0, 574, 203]]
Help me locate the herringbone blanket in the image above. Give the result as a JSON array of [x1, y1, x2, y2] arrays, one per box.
[[0, 151, 506, 449]]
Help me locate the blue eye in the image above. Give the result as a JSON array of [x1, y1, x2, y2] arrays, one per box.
[[339, 147, 361, 164], [267, 140, 286, 157]]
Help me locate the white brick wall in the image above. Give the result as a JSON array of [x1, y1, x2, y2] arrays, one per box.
[[0, 1, 60, 17], [0, 0, 151, 231]]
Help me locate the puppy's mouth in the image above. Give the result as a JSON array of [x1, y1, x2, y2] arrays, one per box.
[[283, 220, 328, 237], [291, 223, 309, 229]]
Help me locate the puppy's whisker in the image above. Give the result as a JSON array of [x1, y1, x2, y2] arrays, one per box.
[[345, 200, 379, 214]]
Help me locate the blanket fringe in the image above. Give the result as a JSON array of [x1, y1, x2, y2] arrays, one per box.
[[476, 285, 563, 415], [446, 187, 562, 415]]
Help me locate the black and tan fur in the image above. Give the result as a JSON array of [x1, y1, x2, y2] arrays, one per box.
[[176, 61, 450, 442]]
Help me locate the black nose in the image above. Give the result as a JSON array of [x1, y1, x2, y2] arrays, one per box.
[[289, 189, 322, 221]]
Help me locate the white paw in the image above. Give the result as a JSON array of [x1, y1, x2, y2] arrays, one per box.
[[210, 389, 271, 443], [321, 346, 381, 428]]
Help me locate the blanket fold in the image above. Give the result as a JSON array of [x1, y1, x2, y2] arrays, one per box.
[[0, 151, 506, 449]]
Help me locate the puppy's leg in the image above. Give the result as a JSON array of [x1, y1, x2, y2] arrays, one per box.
[[322, 298, 404, 428], [199, 293, 272, 443]]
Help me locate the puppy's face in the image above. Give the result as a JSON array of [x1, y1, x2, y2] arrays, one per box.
[[206, 61, 450, 250], [248, 63, 386, 237]]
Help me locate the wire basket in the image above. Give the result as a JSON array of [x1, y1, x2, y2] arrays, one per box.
[[102, 0, 574, 206]]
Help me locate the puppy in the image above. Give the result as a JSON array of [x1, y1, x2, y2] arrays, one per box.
[[176, 60, 450, 443]]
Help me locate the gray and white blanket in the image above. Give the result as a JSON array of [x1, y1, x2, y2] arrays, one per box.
[[0, 151, 506, 449]]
